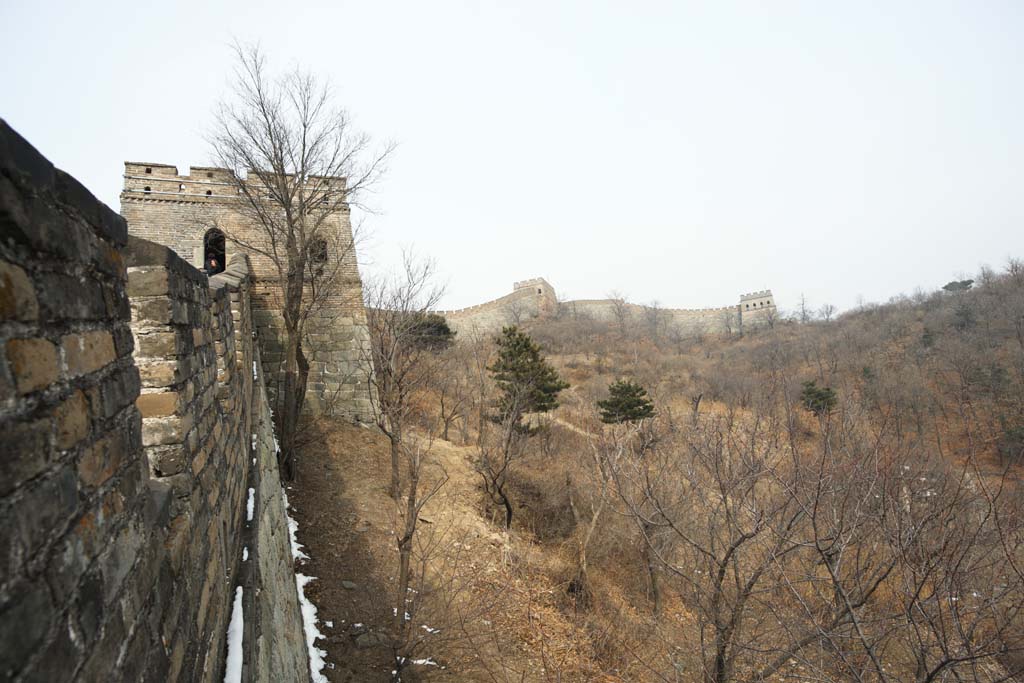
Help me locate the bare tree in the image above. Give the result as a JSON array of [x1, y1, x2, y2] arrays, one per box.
[[819, 302, 837, 322], [389, 434, 448, 682], [798, 292, 812, 323], [644, 300, 666, 341], [608, 290, 632, 337], [363, 254, 445, 499], [209, 43, 392, 478]]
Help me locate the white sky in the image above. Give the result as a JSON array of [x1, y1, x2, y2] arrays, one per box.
[[2, 1, 1022, 313]]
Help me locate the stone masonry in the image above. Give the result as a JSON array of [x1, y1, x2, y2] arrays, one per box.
[[120, 162, 373, 421], [0, 120, 310, 682]]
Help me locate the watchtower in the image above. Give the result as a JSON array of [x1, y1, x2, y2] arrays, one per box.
[[120, 162, 373, 421]]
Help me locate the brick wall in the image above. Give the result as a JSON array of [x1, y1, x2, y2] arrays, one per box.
[[0, 121, 310, 682]]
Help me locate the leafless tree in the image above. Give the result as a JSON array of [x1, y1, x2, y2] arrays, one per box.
[[209, 43, 392, 478], [363, 254, 445, 499], [644, 300, 666, 341], [819, 302, 837, 322], [389, 434, 448, 682], [798, 292, 812, 323], [504, 299, 525, 327], [434, 344, 472, 442], [608, 290, 632, 337]]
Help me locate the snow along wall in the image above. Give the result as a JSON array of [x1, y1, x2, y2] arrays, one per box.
[[0, 120, 310, 682]]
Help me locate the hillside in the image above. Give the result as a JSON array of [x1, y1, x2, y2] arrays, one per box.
[[291, 260, 1024, 682]]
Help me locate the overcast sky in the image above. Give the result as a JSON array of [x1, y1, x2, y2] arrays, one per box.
[[2, 1, 1022, 313]]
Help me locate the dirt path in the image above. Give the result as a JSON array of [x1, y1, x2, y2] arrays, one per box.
[[288, 421, 508, 682]]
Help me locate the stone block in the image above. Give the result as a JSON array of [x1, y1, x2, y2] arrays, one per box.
[[62, 330, 116, 378], [135, 331, 176, 358], [136, 391, 178, 418], [137, 360, 176, 388], [78, 427, 127, 488], [0, 418, 51, 495], [37, 272, 105, 322], [141, 413, 192, 447], [54, 389, 90, 450], [0, 260, 38, 321], [0, 580, 53, 677], [131, 297, 171, 324], [16, 466, 78, 555], [126, 266, 169, 297], [6, 337, 58, 394], [148, 444, 188, 477]]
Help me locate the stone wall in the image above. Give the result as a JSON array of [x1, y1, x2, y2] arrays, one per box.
[[120, 162, 373, 422], [438, 278, 777, 337], [0, 121, 310, 682]]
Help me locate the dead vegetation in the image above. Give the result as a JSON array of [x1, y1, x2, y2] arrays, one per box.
[[293, 260, 1024, 682]]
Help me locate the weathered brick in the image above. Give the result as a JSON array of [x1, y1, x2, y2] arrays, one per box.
[[6, 337, 59, 394], [54, 389, 90, 450], [136, 391, 178, 418], [15, 466, 78, 555], [148, 444, 187, 477], [78, 428, 127, 487], [0, 261, 38, 321], [126, 266, 169, 297], [131, 297, 172, 324], [135, 331, 176, 357], [0, 418, 51, 494], [36, 272, 105, 322], [62, 330, 116, 378], [137, 360, 176, 387], [141, 413, 192, 447], [0, 580, 53, 677]]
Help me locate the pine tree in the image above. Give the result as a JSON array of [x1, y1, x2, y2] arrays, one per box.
[[488, 326, 569, 427], [800, 380, 837, 417], [598, 380, 655, 423]]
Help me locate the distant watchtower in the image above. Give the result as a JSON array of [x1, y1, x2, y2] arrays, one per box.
[[120, 162, 373, 420], [738, 290, 777, 330]]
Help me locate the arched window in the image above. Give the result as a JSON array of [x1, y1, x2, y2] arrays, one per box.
[[309, 238, 328, 277], [203, 229, 226, 275]]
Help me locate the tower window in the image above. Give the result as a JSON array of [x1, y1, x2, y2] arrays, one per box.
[[203, 229, 226, 275], [309, 238, 328, 277], [205, 190, 213, 196], [206, 172, 214, 178], [179, 183, 185, 192], [145, 167, 152, 174], [143, 186, 151, 193], [537, 288, 542, 294]]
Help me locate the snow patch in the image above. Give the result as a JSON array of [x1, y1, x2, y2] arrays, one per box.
[[283, 491, 309, 561], [246, 487, 255, 522], [223, 587, 244, 683], [296, 574, 328, 682], [242, 546, 248, 562]]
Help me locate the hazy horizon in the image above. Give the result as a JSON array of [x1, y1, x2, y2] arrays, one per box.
[[2, 1, 1022, 315]]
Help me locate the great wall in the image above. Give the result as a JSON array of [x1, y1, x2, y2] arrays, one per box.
[[0, 121, 312, 681], [437, 277, 777, 337]]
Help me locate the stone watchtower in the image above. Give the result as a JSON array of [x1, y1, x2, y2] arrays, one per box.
[[120, 162, 373, 420]]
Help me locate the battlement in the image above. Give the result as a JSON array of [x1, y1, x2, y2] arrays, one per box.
[[122, 162, 348, 203], [740, 289, 773, 300], [513, 277, 552, 291]]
